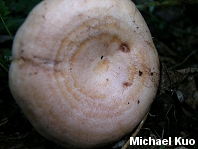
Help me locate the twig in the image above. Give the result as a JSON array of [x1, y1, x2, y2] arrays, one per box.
[[121, 108, 150, 149], [0, 15, 13, 40], [0, 62, 8, 72], [169, 49, 198, 70]]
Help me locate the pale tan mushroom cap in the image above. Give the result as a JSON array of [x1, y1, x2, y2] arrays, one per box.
[[9, 0, 160, 148]]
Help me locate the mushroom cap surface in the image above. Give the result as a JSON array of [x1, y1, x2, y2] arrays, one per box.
[[9, 0, 160, 148]]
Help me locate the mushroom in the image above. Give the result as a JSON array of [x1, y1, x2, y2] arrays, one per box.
[[9, 0, 160, 148]]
